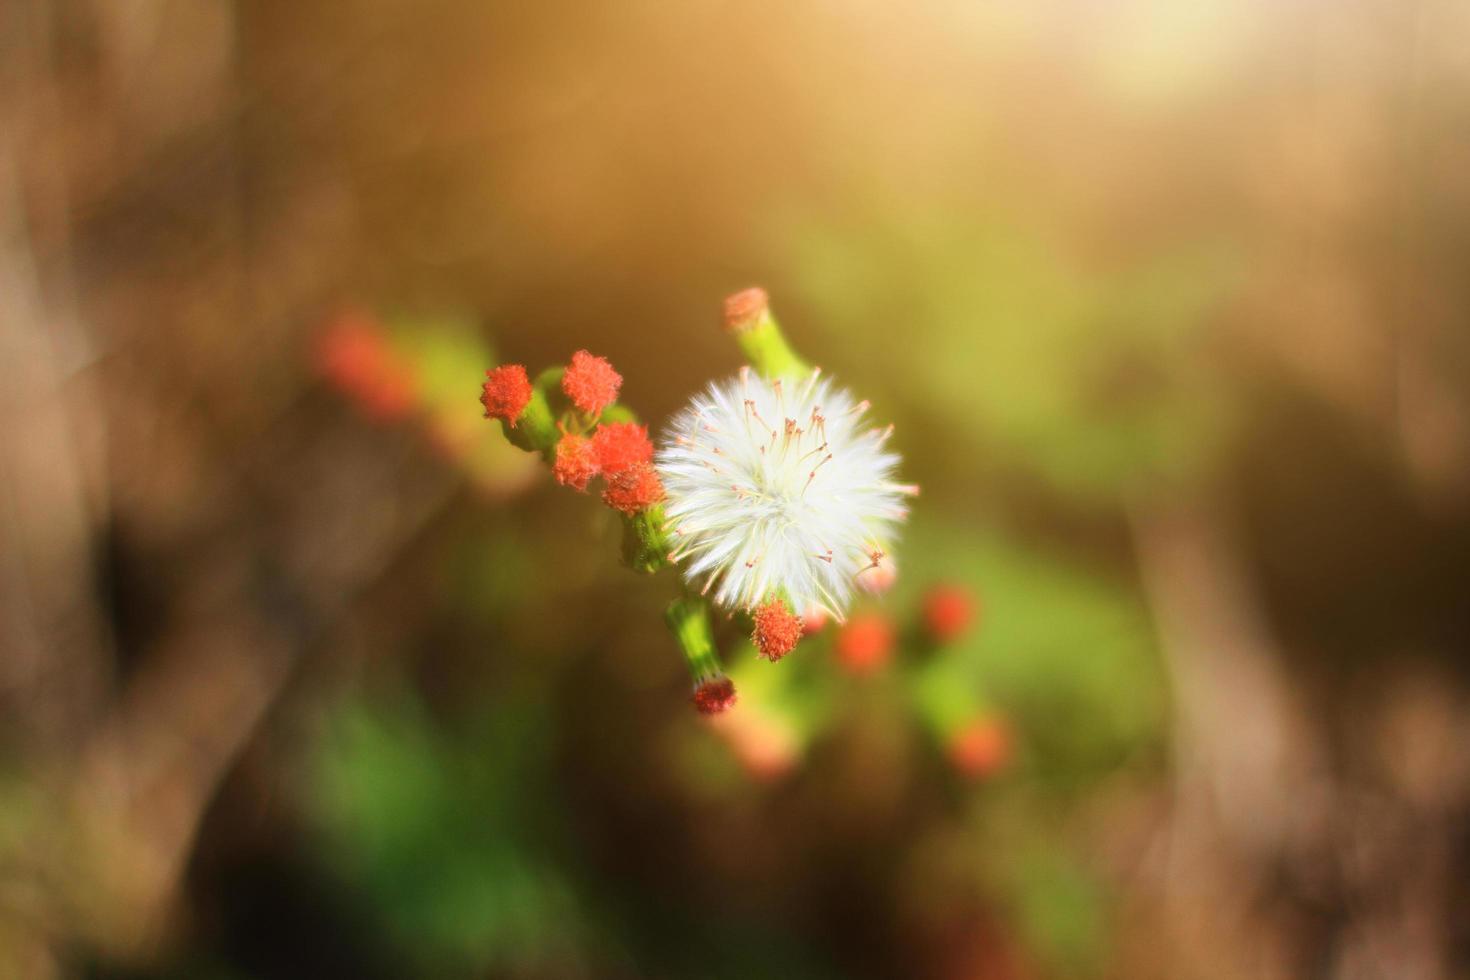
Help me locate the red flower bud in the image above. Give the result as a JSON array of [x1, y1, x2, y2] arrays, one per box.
[[834, 612, 895, 675], [591, 421, 654, 475], [601, 461, 664, 515], [692, 675, 737, 715], [752, 597, 802, 662], [562, 350, 622, 415], [552, 433, 599, 491], [317, 312, 418, 422], [948, 716, 1013, 779], [923, 584, 977, 644], [480, 364, 532, 426]]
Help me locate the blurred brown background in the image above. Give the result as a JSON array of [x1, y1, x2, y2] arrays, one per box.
[[3, 1, 1470, 978]]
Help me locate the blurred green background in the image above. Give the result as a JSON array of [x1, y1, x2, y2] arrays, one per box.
[[2, 2, 1469, 978]]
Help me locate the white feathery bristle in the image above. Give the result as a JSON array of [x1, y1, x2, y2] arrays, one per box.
[[655, 367, 910, 619]]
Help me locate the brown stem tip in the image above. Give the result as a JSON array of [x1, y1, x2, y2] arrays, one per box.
[[722, 287, 769, 333]]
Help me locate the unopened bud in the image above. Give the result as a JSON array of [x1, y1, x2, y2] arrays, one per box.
[[835, 612, 896, 675], [722, 286, 770, 333], [923, 584, 977, 644], [948, 716, 1013, 779], [692, 675, 738, 715], [802, 605, 829, 635], [856, 551, 897, 595]]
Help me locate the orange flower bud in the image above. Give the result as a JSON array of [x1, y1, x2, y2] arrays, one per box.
[[835, 612, 895, 675], [752, 597, 802, 661]]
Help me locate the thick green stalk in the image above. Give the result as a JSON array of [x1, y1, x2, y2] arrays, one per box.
[[733, 306, 811, 380], [665, 596, 721, 681], [622, 505, 672, 574]]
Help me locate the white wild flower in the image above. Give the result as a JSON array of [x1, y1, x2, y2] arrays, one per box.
[[656, 366, 915, 620]]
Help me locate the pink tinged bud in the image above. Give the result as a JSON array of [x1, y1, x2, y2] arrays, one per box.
[[480, 364, 533, 426], [948, 716, 1013, 780], [722, 286, 769, 333], [802, 605, 829, 635], [601, 461, 665, 514], [590, 421, 653, 474], [709, 710, 798, 781], [923, 584, 977, 644], [552, 433, 599, 491], [834, 612, 895, 675], [562, 349, 622, 415], [752, 597, 802, 661], [856, 551, 897, 594], [692, 675, 737, 715]]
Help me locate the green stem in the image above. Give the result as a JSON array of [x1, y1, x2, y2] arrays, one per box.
[[621, 504, 672, 573], [665, 596, 721, 681], [733, 307, 811, 380]]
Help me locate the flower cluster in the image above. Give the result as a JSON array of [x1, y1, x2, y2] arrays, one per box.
[[481, 349, 667, 519], [481, 291, 913, 713]]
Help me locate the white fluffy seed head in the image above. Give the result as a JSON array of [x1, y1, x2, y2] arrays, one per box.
[[655, 366, 912, 620]]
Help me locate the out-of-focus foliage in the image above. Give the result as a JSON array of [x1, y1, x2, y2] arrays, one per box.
[[307, 692, 590, 974], [784, 206, 1238, 499], [901, 519, 1164, 783]]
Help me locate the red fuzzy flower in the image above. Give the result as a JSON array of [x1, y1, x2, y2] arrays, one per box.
[[923, 584, 977, 644], [692, 675, 737, 715], [835, 612, 895, 675], [948, 716, 1013, 779], [601, 461, 664, 515], [591, 422, 653, 474], [552, 433, 599, 491], [722, 286, 769, 333], [562, 350, 622, 415], [752, 597, 802, 661], [480, 364, 532, 426]]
